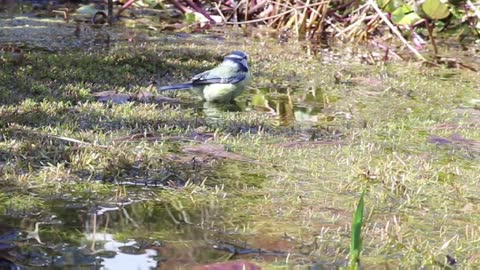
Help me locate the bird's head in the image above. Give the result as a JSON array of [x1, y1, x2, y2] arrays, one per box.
[[224, 51, 248, 61], [223, 51, 249, 71]]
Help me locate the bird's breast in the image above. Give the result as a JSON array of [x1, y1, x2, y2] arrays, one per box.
[[198, 81, 247, 103]]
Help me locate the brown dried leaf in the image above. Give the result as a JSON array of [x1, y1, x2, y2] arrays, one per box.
[[428, 134, 480, 154], [192, 260, 261, 270], [154, 95, 183, 105], [93, 91, 131, 104], [183, 144, 254, 162]]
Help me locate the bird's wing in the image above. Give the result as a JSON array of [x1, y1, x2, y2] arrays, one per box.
[[191, 70, 247, 85], [157, 83, 193, 91]]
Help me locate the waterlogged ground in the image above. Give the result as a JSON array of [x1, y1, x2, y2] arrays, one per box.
[[1, 13, 480, 269]]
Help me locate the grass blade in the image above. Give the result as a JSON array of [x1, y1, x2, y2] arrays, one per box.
[[349, 190, 365, 270]]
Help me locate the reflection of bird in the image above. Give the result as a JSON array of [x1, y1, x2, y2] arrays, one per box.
[[157, 51, 250, 103], [202, 100, 243, 125]]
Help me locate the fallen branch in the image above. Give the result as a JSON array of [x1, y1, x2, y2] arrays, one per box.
[[466, 0, 480, 20], [225, 1, 328, 25], [367, 0, 427, 61], [8, 126, 110, 149], [183, 0, 217, 23], [166, 0, 190, 13]]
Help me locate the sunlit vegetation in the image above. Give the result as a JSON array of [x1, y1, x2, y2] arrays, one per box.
[[67, 0, 480, 62], [0, 1, 480, 269]]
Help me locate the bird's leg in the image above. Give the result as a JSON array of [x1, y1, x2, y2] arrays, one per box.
[[194, 102, 200, 127]]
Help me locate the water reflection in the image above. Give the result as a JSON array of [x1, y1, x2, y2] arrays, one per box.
[[85, 233, 158, 270], [247, 86, 331, 126], [0, 198, 238, 269], [200, 101, 243, 126], [195, 86, 333, 127]]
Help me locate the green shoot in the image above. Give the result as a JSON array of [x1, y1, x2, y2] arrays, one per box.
[[349, 190, 365, 270]]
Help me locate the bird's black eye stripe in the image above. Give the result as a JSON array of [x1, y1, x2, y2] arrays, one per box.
[[238, 64, 248, 72]]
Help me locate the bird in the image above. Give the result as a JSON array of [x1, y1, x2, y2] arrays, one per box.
[[157, 51, 250, 103]]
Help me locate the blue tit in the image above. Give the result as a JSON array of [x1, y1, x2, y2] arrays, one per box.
[[157, 51, 250, 103]]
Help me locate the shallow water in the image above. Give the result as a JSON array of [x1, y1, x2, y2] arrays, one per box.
[[0, 197, 251, 269]]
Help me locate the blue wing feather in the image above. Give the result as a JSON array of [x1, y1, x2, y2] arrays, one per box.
[[191, 70, 247, 85], [158, 83, 193, 91]]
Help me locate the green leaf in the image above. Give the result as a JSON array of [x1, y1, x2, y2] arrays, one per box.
[[349, 191, 365, 270], [391, 5, 422, 25], [377, 0, 405, 13], [184, 12, 196, 23], [251, 94, 268, 106], [421, 0, 450, 20], [75, 4, 101, 16]]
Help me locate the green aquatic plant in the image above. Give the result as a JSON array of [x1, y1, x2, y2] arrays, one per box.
[[349, 191, 365, 270]]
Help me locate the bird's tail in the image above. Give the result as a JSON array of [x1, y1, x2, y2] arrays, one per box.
[[157, 83, 193, 91]]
